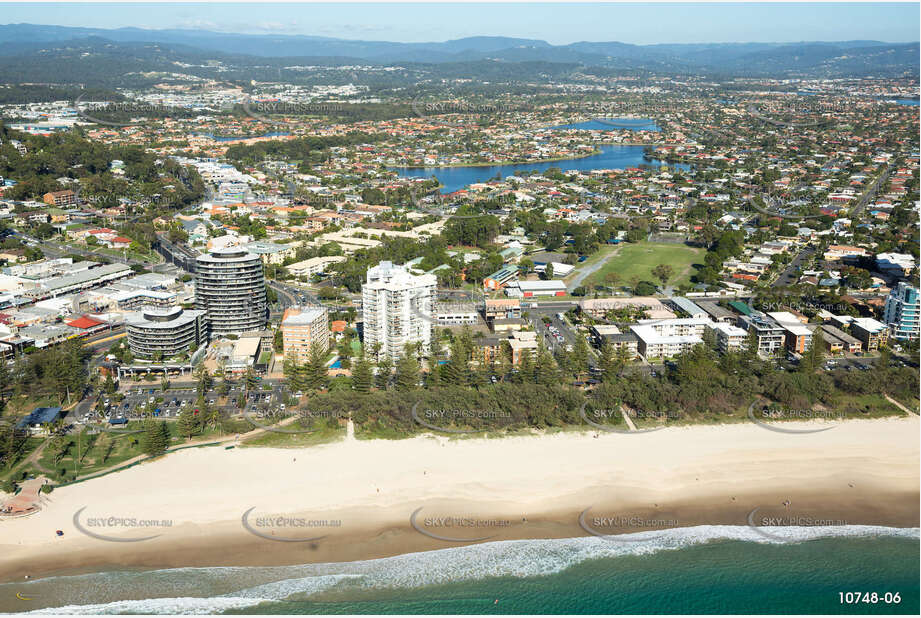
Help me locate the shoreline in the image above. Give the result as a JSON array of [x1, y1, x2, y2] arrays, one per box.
[[1, 416, 917, 594]]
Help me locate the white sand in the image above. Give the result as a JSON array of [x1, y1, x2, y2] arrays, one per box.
[[1, 416, 918, 570]]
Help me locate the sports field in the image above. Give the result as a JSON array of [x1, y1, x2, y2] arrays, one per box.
[[577, 241, 705, 289]]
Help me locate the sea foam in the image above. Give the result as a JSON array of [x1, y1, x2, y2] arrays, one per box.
[[16, 525, 920, 615]]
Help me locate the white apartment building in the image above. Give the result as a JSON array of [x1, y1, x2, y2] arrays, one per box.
[[708, 322, 749, 353], [361, 261, 437, 361], [883, 282, 920, 341], [630, 317, 713, 359], [286, 255, 347, 278]]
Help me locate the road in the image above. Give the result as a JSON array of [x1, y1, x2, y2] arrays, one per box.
[[772, 246, 815, 287], [849, 164, 890, 218], [33, 238, 166, 269], [566, 247, 619, 291]]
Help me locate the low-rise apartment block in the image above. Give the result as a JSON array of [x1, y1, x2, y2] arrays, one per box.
[[737, 313, 785, 356], [630, 317, 711, 359], [767, 311, 813, 354], [708, 322, 748, 353]]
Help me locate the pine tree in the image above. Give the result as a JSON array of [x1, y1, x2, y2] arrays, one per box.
[[442, 337, 470, 386], [141, 418, 168, 456], [614, 345, 633, 377], [571, 335, 590, 379], [375, 355, 392, 390], [158, 421, 171, 450], [395, 344, 421, 391], [535, 344, 560, 386], [517, 347, 535, 383], [194, 364, 212, 397], [352, 353, 373, 392], [177, 408, 199, 440], [244, 367, 259, 391], [800, 328, 825, 373], [305, 346, 329, 391], [425, 354, 442, 388], [598, 340, 616, 382]]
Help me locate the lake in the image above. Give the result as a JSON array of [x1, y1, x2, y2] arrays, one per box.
[[394, 144, 687, 194], [552, 118, 660, 132], [196, 132, 291, 142]]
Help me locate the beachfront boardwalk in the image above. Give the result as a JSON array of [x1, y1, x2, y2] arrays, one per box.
[[620, 407, 638, 431], [346, 419, 355, 441], [884, 394, 918, 416]]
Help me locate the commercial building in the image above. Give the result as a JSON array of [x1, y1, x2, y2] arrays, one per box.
[[22, 262, 133, 300], [580, 297, 676, 320], [281, 305, 330, 364], [667, 297, 707, 319], [505, 279, 567, 298], [434, 302, 479, 326], [361, 261, 436, 362], [883, 282, 919, 341], [126, 306, 207, 360], [696, 300, 736, 323], [484, 298, 521, 321], [483, 265, 519, 291], [194, 248, 266, 336]]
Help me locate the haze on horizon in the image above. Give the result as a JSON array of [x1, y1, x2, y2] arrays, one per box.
[[1, 2, 918, 46]]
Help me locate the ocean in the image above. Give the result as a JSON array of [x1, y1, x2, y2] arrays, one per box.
[[5, 526, 918, 615]]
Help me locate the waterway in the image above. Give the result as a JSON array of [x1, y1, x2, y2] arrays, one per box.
[[394, 145, 688, 194]]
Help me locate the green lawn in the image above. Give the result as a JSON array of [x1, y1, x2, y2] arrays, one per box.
[[578, 242, 705, 290], [37, 426, 151, 482]]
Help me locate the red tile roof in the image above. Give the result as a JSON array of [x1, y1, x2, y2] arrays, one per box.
[[66, 315, 105, 329]]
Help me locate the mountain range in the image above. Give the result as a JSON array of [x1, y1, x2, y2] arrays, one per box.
[[0, 23, 917, 81]]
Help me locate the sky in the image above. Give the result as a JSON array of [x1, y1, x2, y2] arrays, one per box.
[[2, 2, 919, 45]]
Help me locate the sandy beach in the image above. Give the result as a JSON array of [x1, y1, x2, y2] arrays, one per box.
[[1, 416, 918, 587]]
